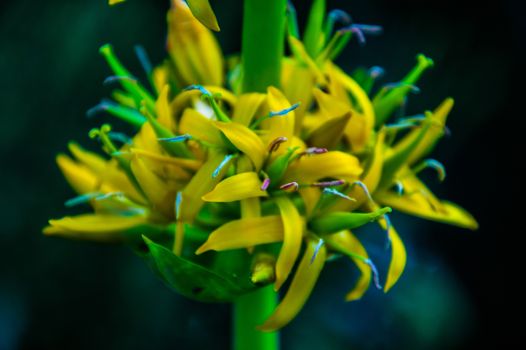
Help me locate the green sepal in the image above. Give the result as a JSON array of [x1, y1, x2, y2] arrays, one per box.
[[186, 0, 220, 32], [142, 236, 255, 302], [309, 207, 392, 233], [373, 54, 434, 126], [303, 0, 326, 57], [265, 147, 299, 186]]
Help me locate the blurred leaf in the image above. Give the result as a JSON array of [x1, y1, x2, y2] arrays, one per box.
[[187, 0, 221, 32], [142, 236, 252, 302]]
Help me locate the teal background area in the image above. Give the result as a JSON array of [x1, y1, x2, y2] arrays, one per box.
[[0, 0, 521, 349]]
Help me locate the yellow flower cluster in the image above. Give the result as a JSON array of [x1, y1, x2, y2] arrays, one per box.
[[45, 0, 477, 331]]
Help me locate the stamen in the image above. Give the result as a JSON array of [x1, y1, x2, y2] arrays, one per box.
[[212, 154, 235, 178], [269, 102, 300, 117], [382, 214, 392, 249], [158, 134, 192, 143], [364, 258, 382, 290], [385, 115, 425, 131], [183, 85, 230, 122], [268, 137, 288, 153], [94, 192, 124, 201], [443, 125, 452, 137], [86, 99, 146, 128], [310, 238, 325, 264], [339, 24, 383, 46], [298, 147, 328, 159], [328, 9, 352, 25], [351, 181, 373, 202], [175, 192, 183, 220], [312, 180, 346, 188], [393, 180, 404, 196], [103, 75, 138, 86], [383, 82, 421, 94], [65, 193, 101, 207], [261, 177, 271, 191], [280, 181, 299, 191], [322, 188, 356, 202], [108, 132, 133, 145], [412, 159, 447, 182], [134, 45, 153, 76], [369, 66, 385, 79]]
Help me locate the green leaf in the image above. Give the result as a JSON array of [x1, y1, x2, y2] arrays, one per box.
[[142, 236, 252, 302], [187, 0, 221, 32]]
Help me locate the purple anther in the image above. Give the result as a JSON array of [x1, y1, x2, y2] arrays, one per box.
[[268, 137, 288, 153], [261, 178, 271, 191], [280, 182, 299, 191], [300, 147, 328, 157], [312, 180, 346, 188]]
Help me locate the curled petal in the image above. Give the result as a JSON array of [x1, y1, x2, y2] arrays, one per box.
[[274, 197, 304, 291], [195, 216, 283, 254], [202, 172, 268, 202], [258, 238, 326, 332]]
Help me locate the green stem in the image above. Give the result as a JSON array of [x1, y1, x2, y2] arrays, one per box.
[[241, 0, 287, 92], [233, 286, 279, 350]]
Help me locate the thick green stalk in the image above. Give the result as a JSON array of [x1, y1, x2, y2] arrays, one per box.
[[233, 286, 279, 350], [241, 0, 287, 92]]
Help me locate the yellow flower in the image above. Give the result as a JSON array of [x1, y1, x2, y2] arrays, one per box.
[[48, 0, 478, 333]]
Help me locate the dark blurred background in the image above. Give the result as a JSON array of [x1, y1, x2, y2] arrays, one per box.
[[0, 0, 522, 349]]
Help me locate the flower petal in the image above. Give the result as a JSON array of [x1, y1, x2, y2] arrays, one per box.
[[186, 0, 220, 31], [156, 85, 176, 132], [378, 216, 406, 292], [232, 93, 266, 126], [264, 87, 295, 147], [214, 121, 266, 170], [195, 216, 283, 254], [326, 230, 371, 301], [56, 154, 100, 195], [377, 172, 478, 230], [202, 172, 268, 202], [283, 151, 362, 183], [44, 214, 147, 242], [258, 237, 326, 332], [274, 197, 304, 291], [179, 108, 225, 146]]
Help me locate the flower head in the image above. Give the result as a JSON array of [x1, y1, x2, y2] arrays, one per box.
[[46, 0, 477, 331]]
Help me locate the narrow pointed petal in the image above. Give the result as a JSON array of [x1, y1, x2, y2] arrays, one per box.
[[179, 152, 231, 221], [156, 85, 176, 132], [202, 172, 268, 202], [214, 121, 267, 170], [378, 216, 406, 292], [326, 231, 372, 301], [195, 216, 283, 254], [396, 98, 454, 165], [284, 151, 362, 183], [362, 129, 387, 193], [274, 197, 304, 291], [299, 187, 321, 217], [130, 156, 174, 218], [377, 172, 478, 230], [179, 108, 225, 145], [264, 87, 295, 146], [56, 154, 100, 194], [306, 112, 351, 149], [186, 0, 220, 31], [288, 36, 326, 84], [44, 214, 147, 242], [309, 207, 392, 234], [258, 238, 326, 332], [232, 93, 266, 126]]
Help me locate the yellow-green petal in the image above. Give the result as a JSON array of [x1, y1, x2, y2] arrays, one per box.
[[284, 151, 362, 183], [274, 196, 304, 291], [379, 216, 406, 292], [44, 214, 147, 242], [232, 93, 266, 126], [195, 216, 283, 254], [186, 0, 220, 32], [214, 121, 267, 170], [258, 238, 326, 332], [202, 172, 268, 202], [326, 230, 371, 301]]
